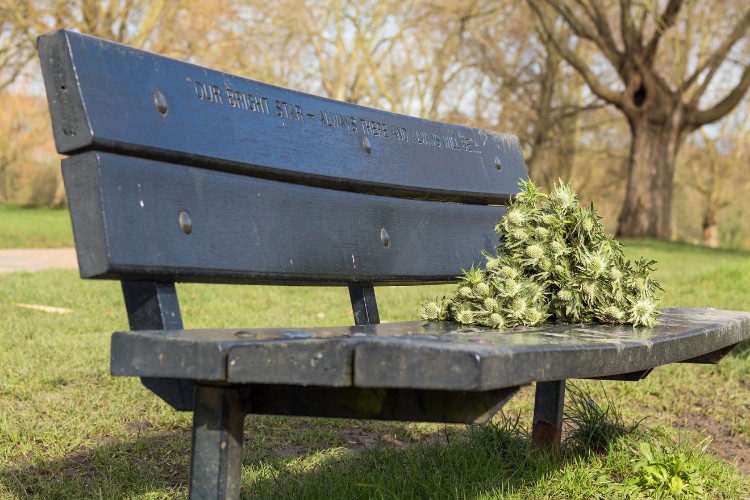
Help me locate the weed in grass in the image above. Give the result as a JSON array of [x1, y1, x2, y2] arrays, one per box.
[[627, 440, 706, 497], [563, 382, 643, 454]]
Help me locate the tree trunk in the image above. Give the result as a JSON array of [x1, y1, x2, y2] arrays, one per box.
[[702, 204, 720, 248], [616, 115, 684, 239]]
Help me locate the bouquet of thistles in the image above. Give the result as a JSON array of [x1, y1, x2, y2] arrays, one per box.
[[420, 180, 662, 329]]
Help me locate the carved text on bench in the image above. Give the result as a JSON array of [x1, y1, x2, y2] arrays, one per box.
[[191, 79, 480, 154]]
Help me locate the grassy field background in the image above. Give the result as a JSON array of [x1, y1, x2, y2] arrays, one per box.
[[0, 205, 73, 248], [2, 208, 750, 498]]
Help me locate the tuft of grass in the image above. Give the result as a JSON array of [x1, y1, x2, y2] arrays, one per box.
[[563, 382, 644, 454], [0, 205, 74, 248]]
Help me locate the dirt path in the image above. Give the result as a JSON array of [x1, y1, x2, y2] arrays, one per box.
[[0, 248, 77, 273]]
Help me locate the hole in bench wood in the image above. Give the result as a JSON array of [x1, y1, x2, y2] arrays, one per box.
[[494, 156, 502, 171], [153, 89, 168, 115], [362, 136, 372, 154], [380, 228, 390, 247], [178, 210, 192, 234]]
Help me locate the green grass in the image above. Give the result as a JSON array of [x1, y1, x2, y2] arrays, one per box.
[[0, 205, 74, 248], [1, 240, 750, 498]]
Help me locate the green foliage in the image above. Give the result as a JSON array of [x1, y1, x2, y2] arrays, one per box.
[[421, 180, 662, 328], [615, 440, 709, 498]]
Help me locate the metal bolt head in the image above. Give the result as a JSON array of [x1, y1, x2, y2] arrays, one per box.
[[179, 210, 192, 234], [380, 228, 390, 247], [494, 156, 502, 171], [153, 90, 168, 115], [362, 136, 372, 154]]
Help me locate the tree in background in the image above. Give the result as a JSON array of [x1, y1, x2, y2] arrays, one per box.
[[0, 2, 36, 91], [528, 0, 750, 239], [214, 0, 411, 107], [679, 98, 750, 247], [0, 0, 224, 206]]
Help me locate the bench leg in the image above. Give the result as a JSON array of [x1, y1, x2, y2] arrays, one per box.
[[532, 380, 566, 455], [189, 384, 245, 500]]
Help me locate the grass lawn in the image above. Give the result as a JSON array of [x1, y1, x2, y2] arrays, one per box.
[[1, 240, 750, 497], [0, 205, 74, 248]]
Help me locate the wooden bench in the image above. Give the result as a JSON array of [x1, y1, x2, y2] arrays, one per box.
[[39, 30, 750, 499]]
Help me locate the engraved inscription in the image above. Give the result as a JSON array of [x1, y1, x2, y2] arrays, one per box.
[[225, 88, 270, 114], [320, 111, 358, 132], [275, 100, 305, 122], [360, 119, 389, 138], [194, 81, 223, 104], [188, 76, 481, 154]]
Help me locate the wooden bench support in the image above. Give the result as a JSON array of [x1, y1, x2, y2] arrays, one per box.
[[122, 280, 195, 411], [589, 369, 653, 381], [348, 284, 380, 326], [681, 343, 738, 364], [241, 385, 520, 423], [532, 380, 566, 455], [190, 384, 245, 500]]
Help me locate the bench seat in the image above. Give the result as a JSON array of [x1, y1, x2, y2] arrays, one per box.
[[113, 306, 749, 395]]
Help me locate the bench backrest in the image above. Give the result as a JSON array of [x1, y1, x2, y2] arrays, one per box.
[[39, 30, 527, 288]]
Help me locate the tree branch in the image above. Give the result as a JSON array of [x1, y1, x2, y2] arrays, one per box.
[[681, 8, 750, 94], [528, 0, 624, 107], [565, 0, 624, 69], [692, 62, 750, 127], [583, 0, 625, 71], [643, 0, 683, 65], [619, 0, 639, 57]]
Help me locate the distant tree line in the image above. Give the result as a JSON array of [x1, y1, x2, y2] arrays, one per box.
[[1, 0, 749, 245]]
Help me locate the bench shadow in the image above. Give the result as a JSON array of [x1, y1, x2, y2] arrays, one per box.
[[0, 431, 192, 498], [1, 415, 576, 499]]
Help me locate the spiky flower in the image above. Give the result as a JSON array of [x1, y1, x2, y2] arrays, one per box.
[[475, 282, 492, 297], [483, 297, 500, 312], [505, 208, 526, 227], [557, 288, 574, 302], [525, 244, 545, 262], [487, 313, 505, 329], [420, 298, 451, 321], [454, 307, 475, 325], [420, 179, 662, 329], [629, 298, 659, 327], [549, 182, 578, 210]]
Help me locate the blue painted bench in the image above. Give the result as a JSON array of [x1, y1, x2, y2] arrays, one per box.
[[38, 30, 750, 499]]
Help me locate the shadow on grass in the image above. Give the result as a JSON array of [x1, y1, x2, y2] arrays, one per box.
[[0, 431, 191, 498], [1, 399, 639, 499], [1, 416, 564, 499]]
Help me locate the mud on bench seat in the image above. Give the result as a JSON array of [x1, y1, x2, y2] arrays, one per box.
[[39, 30, 750, 499]]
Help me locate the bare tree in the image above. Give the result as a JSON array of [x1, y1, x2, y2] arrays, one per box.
[[0, 1, 225, 205], [0, 2, 36, 91], [680, 100, 750, 247], [528, 0, 750, 239], [215, 0, 411, 108]]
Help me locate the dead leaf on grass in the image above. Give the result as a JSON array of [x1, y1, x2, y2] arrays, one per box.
[[15, 303, 73, 314]]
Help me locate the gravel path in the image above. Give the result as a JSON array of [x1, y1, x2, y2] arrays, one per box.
[[0, 248, 77, 273]]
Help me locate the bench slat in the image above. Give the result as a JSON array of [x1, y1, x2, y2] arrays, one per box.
[[39, 29, 526, 204], [64, 152, 504, 283], [110, 308, 750, 390]]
